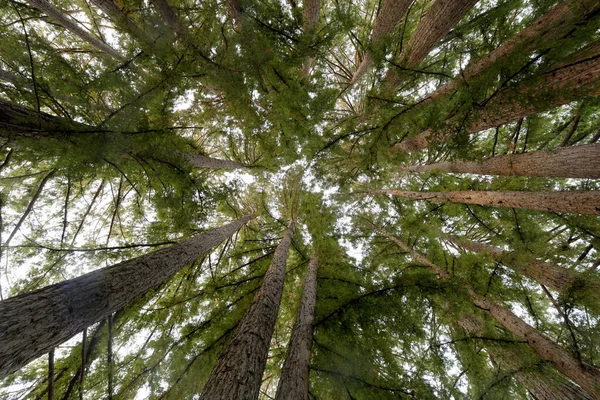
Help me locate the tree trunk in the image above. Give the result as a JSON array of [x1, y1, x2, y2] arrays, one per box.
[[393, 43, 600, 153], [301, 0, 321, 78], [226, 0, 243, 30], [201, 222, 295, 400], [377, 226, 600, 398], [375, 189, 600, 215], [457, 314, 595, 400], [274, 252, 318, 400], [425, 0, 600, 103], [90, 0, 148, 41], [401, 143, 600, 178], [350, 0, 414, 85], [447, 236, 600, 307], [0, 214, 252, 378], [384, 0, 479, 89], [25, 0, 123, 59], [184, 153, 249, 169]]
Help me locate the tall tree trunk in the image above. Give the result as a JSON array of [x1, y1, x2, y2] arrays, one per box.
[[0, 214, 252, 378], [350, 0, 414, 85], [301, 0, 321, 78], [201, 222, 295, 400], [184, 153, 249, 169], [457, 314, 595, 400], [393, 43, 600, 153], [90, 0, 148, 42], [425, 0, 600, 103], [226, 0, 243, 30], [401, 143, 600, 178], [274, 252, 318, 400], [375, 189, 600, 215], [25, 0, 123, 59], [48, 349, 54, 400], [376, 226, 600, 397], [384, 0, 479, 89], [447, 236, 600, 308]]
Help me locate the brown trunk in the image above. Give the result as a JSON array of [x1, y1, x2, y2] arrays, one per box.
[[375, 189, 600, 215], [350, 0, 414, 85], [226, 0, 243, 30], [393, 43, 600, 153], [457, 314, 594, 400], [274, 252, 318, 400], [384, 0, 479, 88], [25, 0, 123, 59], [401, 143, 600, 179], [377, 226, 600, 397], [0, 214, 252, 378], [426, 0, 600, 103], [201, 222, 295, 400], [300, 0, 321, 78]]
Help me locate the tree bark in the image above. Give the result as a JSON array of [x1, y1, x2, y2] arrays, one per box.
[[350, 0, 414, 85], [384, 0, 479, 89], [184, 153, 249, 169], [393, 43, 600, 153], [274, 252, 318, 400], [425, 0, 600, 103], [457, 314, 595, 400], [25, 0, 123, 59], [375, 189, 600, 215], [0, 214, 252, 378], [377, 226, 600, 398], [301, 0, 321, 78], [90, 0, 148, 41], [401, 143, 600, 179], [201, 222, 295, 400]]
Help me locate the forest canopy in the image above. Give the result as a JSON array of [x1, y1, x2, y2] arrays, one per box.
[[0, 0, 600, 398]]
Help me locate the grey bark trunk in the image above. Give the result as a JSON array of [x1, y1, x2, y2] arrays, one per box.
[[184, 153, 248, 169], [401, 143, 600, 179], [425, 0, 600, 103], [25, 0, 123, 59], [384, 0, 479, 89], [393, 41, 600, 153], [377, 226, 600, 398], [0, 214, 252, 378], [274, 252, 318, 400], [375, 189, 600, 215], [350, 0, 414, 85], [201, 222, 295, 400], [300, 0, 321, 78], [90, 0, 148, 41]]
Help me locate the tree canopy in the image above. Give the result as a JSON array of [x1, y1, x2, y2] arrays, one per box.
[[0, 0, 599, 398]]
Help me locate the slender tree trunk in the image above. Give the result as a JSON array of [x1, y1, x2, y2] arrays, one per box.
[[274, 252, 318, 400], [107, 314, 113, 400], [425, 0, 600, 103], [384, 0, 479, 89], [401, 143, 600, 178], [79, 329, 86, 400], [90, 0, 148, 41], [201, 222, 295, 400], [393, 43, 600, 153], [376, 226, 600, 397], [375, 189, 600, 215], [25, 0, 123, 59], [447, 236, 600, 307], [0, 214, 252, 378], [560, 103, 584, 147], [457, 314, 595, 400], [48, 349, 54, 400], [350, 0, 414, 85]]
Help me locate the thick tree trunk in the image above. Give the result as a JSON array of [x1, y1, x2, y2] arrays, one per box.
[[301, 0, 321, 78], [377, 226, 600, 398], [25, 0, 123, 59], [457, 314, 594, 400], [184, 153, 249, 169], [401, 143, 600, 178], [350, 0, 414, 85], [393, 43, 600, 153], [226, 0, 243, 30], [0, 214, 252, 378], [274, 252, 318, 400], [90, 0, 148, 41], [201, 222, 295, 400], [375, 189, 600, 215], [426, 0, 600, 103], [384, 0, 479, 89]]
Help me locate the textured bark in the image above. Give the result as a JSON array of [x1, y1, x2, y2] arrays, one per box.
[[350, 0, 414, 85], [384, 0, 479, 88], [378, 227, 600, 398], [393, 42, 600, 153], [300, 0, 321, 78], [90, 0, 148, 41], [25, 0, 123, 59], [274, 252, 318, 400], [401, 143, 600, 178], [201, 222, 295, 400], [376, 189, 600, 215], [184, 153, 249, 169], [457, 314, 595, 400], [426, 0, 600, 103], [0, 215, 252, 378]]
